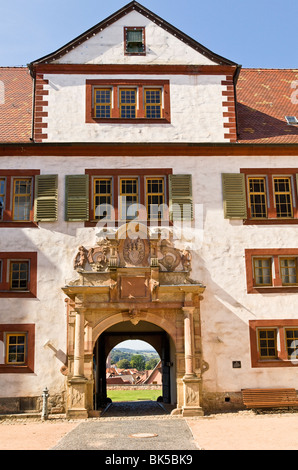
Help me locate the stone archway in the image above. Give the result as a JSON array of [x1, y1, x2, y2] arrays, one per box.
[[62, 224, 205, 418]]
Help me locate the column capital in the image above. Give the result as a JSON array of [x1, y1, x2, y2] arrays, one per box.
[[74, 307, 87, 314], [182, 306, 196, 316]]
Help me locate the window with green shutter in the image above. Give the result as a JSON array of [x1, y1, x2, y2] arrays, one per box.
[[65, 175, 89, 221], [169, 174, 193, 221], [222, 173, 247, 219], [34, 174, 58, 222]]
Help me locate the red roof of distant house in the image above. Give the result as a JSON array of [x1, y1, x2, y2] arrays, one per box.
[[0, 67, 32, 143], [237, 68, 298, 143], [106, 377, 131, 384]]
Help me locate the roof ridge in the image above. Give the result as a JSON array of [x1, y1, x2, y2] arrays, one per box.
[[241, 68, 298, 71], [0, 66, 28, 69]]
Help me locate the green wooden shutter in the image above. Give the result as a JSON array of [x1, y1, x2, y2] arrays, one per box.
[[34, 174, 58, 222], [222, 173, 247, 219], [169, 174, 193, 221], [65, 175, 89, 221]]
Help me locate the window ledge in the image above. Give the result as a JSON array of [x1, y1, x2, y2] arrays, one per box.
[[248, 286, 298, 294], [0, 365, 34, 374], [0, 222, 38, 228], [85, 219, 172, 227], [252, 359, 298, 368], [0, 291, 36, 298], [86, 117, 171, 124], [244, 219, 298, 225]]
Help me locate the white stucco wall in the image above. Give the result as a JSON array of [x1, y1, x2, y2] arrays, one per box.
[[53, 11, 217, 66], [39, 11, 232, 143], [1, 154, 298, 398], [43, 73, 228, 143]]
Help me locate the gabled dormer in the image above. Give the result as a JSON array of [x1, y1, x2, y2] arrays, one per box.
[[28, 1, 240, 143]]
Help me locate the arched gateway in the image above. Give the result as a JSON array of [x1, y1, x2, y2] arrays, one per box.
[[62, 224, 205, 418]]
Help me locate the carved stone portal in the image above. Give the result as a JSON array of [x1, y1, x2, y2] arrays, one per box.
[[64, 225, 205, 418]]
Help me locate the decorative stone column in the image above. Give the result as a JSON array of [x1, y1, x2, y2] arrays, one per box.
[[73, 309, 85, 378], [67, 308, 88, 419], [182, 307, 204, 416]]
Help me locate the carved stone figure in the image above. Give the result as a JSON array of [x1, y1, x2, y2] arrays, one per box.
[[181, 249, 192, 271], [74, 246, 88, 271], [129, 309, 141, 325]]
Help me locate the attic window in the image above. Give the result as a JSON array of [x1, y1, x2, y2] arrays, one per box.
[[285, 116, 298, 125], [124, 27, 145, 55]]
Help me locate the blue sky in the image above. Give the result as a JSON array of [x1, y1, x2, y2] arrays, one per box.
[[0, 0, 297, 68], [115, 340, 155, 351]]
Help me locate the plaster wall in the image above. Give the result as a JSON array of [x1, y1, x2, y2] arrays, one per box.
[[43, 73, 228, 142], [1, 154, 298, 398], [53, 11, 217, 66]]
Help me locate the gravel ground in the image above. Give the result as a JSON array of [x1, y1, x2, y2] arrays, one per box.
[[1, 403, 298, 451]]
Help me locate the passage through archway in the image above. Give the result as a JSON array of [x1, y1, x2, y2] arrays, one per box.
[[93, 321, 175, 411]]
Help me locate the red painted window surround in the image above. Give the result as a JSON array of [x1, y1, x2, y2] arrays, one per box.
[[85, 79, 171, 124], [0, 323, 35, 373], [245, 249, 298, 294], [0, 252, 37, 298], [249, 320, 298, 368], [240, 168, 298, 225], [0, 170, 40, 227]]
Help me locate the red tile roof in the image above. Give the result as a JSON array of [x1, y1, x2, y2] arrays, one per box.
[[237, 69, 298, 143], [0, 67, 32, 143]]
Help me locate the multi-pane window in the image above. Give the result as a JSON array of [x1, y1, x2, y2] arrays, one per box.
[[6, 333, 26, 365], [93, 178, 112, 220], [253, 258, 272, 286], [0, 178, 5, 220], [94, 88, 111, 118], [273, 177, 293, 218], [120, 178, 138, 220], [285, 329, 298, 360], [248, 177, 267, 218], [280, 258, 298, 285], [146, 177, 165, 220], [258, 329, 277, 359], [120, 89, 136, 119], [12, 178, 32, 221], [10, 261, 29, 291], [124, 27, 145, 54], [145, 89, 162, 119]]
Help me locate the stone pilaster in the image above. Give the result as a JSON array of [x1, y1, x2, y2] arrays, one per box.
[[182, 307, 203, 416], [67, 308, 88, 418]]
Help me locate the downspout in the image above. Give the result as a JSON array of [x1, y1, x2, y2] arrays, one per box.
[[28, 64, 35, 142]]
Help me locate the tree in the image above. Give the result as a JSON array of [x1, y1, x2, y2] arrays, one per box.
[[130, 354, 146, 371], [145, 358, 159, 370], [117, 359, 131, 369]]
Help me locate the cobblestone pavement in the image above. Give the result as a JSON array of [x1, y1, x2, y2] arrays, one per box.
[[52, 401, 199, 450]]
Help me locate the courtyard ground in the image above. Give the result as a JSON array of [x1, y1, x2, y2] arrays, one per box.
[[1, 408, 298, 450]]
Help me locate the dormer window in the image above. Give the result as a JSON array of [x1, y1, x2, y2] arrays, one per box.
[[124, 27, 145, 55]]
